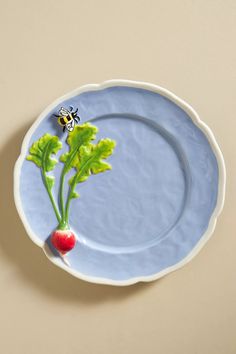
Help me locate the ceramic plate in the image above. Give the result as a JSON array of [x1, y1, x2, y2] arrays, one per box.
[[14, 80, 226, 285]]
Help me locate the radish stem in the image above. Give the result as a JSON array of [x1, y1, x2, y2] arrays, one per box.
[[42, 169, 61, 223], [59, 136, 85, 220], [64, 162, 88, 223], [59, 171, 66, 220]]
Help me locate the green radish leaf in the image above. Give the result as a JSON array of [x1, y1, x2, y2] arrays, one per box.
[[27, 133, 62, 172], [70, 138, 116, 186], [60, 123, 98, 173], [26, 133, 62, 223]]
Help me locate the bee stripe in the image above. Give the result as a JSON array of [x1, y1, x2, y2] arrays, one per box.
[[60, 117, 66, 125]]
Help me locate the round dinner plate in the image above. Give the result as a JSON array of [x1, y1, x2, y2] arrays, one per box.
[[14, 80, 226, 286]]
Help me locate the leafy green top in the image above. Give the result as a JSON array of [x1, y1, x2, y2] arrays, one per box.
[[70, 139, 115, 185], [26, 134, 62, 222], [26, 123, 116, 229], [27, 134, 62, 172], [64, 125, 116, 221], [60, 123, 97, 173]]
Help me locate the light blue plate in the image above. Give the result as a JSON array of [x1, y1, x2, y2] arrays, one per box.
[[14, 81, 225, 285]]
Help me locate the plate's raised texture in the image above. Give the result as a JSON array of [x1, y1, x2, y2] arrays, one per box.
[[14, 80, 226, 285]]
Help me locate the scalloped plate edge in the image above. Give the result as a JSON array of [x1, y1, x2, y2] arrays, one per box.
[[13, 79, 226, 286]]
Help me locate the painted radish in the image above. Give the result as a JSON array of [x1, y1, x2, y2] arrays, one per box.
[[51, 229, 76, 255], [26, 122, 115, 267]]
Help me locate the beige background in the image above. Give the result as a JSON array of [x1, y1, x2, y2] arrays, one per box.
[[0, 1, 235, 353]]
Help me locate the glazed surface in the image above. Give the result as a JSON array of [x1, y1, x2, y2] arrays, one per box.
[[19, 86, 219, 282]]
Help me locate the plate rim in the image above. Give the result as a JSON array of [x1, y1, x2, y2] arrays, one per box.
[[14, 79, 226, 286]]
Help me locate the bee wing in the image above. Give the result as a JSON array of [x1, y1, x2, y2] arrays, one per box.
[[59, 107, 70, 116]]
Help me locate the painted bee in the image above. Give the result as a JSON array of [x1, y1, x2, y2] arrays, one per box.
[[54, 106, 80, 132]]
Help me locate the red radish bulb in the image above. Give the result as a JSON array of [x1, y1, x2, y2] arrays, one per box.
[[51, 229, 76, 255]]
